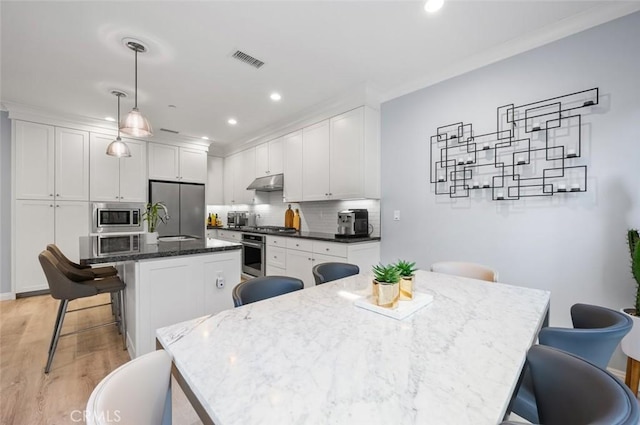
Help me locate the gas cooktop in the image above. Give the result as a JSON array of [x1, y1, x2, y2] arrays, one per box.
[[240, 226, 297, 234]]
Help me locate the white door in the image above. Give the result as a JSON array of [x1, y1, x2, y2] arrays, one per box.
[[255, 143, 269, 178], [302, 120, 330, 201], [15, 200, 55, 293], [283, 131, 303, 202], [285, 249, 314, 289], [330, 108, 364, 200], [55, 127, 89, 201], [54, 201, 89, 264], [14, 121, 55, 200], [268, 138, 284, 175], [90, 134, 121, 202], [148, 143, 179, 181], [119, 139, 147, 202], [179, 148, 207, 183]]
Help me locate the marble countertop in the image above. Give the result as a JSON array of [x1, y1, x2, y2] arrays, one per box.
[[79, 235, 241, 265], [214, 226, 381, 243], [157, 270, 550, 425]]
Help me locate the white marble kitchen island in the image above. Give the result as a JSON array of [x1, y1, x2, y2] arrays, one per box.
[[157, 270, 550, 425], [80, 236, 242, 358]]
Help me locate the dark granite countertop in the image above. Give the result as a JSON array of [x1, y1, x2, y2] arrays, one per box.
[[213, 227, 380, 243], [79, 235, 242, 265]]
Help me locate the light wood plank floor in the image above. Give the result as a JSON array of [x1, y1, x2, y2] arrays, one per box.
[[0, 294, 202, 425]]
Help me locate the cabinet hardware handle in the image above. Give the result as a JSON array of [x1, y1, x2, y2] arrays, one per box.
[[56, 205, 60, 208], [274, 256, 277, 259], [308, 257, 311, 261], [326, 248, 329, 251], [116, 196, 119, 199], [49, 204, 53, 207], [56, 194, 60, 197], [49, 194, 53, 197]]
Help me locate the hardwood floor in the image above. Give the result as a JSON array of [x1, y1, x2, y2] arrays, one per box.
[[0, 294, 202, 425]]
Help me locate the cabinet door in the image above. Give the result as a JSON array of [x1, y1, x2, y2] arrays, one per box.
[[255, 143, 269, 178], [223, 154, 237, 204], [330, 108, 364, 199], [14, 121, 55, 200], [285, 249, 314, 289], [302, 120, 330, 201], [268, 137, 284, 175], [15, 200, 55, 293], [148, 143, 179, 181], [55, 127, 89, 201], [90, 134, 121, 202], [312, 253, 345, 271], [283, 130, 303, 202], [236, 148, 256, 204], [206, 156, 224, 205], [54, 201, 89, 263], [203, 252, 241, 315], [119, 139, 147, 202], [180, 148, 207, 183]]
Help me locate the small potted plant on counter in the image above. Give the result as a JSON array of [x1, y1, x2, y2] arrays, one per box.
[[621, 229, 640, 367], [143, 202, 169, 244], [395, 260, 417, 301], [372, 264, 401, 309]]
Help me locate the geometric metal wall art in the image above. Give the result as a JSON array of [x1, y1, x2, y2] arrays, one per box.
[[429, 87, 598, 200]]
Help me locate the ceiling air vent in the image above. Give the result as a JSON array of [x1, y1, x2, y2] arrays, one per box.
[[231, 50, 265, 69], [160, 128, 180, 134]]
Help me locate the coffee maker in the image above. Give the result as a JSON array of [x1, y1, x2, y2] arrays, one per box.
[[227, 211, 248, 228], [336, 209, 369, 238]]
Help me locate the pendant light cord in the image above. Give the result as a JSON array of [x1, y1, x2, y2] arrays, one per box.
[[134, 49, 138, 109], [117, 93, 121, 138]]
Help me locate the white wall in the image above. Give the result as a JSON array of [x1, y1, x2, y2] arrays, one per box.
[[380, 12, 640, 370], [0, 111, 11, 295]]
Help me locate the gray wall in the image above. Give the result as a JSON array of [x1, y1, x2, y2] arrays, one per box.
[[1, 111, 11, 294], [381, 12, 640, 370]]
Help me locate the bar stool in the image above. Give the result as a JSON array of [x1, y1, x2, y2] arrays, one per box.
[[312, 262, 359, 285], [38, 250, 126, 373], [232, 276, 303, 307], [47, 244, 118, 279]]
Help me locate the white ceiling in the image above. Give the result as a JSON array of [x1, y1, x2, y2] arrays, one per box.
[[2, 1, 639, 154]]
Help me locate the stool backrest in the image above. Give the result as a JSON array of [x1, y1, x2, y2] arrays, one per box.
[[312, 262, 359, 285], [38, 251, 97, 300], [233, 276, 304, 307]]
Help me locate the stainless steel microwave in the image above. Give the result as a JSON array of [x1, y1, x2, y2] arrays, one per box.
[[92, 202, 144, 234], [94, 234, 141, 256]]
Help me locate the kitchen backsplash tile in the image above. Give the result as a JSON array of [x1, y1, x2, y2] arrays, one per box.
[[207, 193, 380, 237]]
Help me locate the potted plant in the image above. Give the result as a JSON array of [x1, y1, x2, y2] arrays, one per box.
[[621, 229, 640, 370], [395, 260, 417, 301], [372, 264, 401, 309], [143, 202, 169, 244]]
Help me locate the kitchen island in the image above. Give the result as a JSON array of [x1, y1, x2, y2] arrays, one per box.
[[79, 235, 242, 358]]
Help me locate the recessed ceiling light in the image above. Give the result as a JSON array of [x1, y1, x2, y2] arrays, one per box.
[[105, 117, 116, 122], [270, 92, 282, 101], [201, 136, 209, 140], [228, 118, 238, 125], [424, 0, 444, 13]]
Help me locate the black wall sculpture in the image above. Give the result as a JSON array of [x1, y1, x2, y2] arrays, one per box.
[[429, 87, 597, 201]]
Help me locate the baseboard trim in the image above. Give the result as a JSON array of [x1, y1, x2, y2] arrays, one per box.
[[608, 367, 625, 382], [0, 292, 16, 301]]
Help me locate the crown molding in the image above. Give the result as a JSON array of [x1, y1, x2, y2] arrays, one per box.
[[380, 2, 640, 104]]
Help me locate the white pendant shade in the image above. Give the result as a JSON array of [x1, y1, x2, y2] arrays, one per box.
[[120, 108, 153, 137], [106, 136, 132, 158]]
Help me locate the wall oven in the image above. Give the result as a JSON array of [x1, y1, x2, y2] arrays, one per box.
[[92, 203, 144, 234], [94, 234, 141, 256], [241, 233, 265, 277]]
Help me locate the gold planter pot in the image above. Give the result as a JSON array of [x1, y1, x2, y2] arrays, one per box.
[[400, 275, 414, 301], [373, 280, 400, 309]]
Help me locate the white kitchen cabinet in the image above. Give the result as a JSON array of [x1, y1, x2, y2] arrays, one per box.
[[283, 130, 303, 202], [90, 134, 147, 202], [148, 143, 207, 183], [236, 148, 256, 204], [14, 122, 90, 201], [223, 153, 237, 204], [206, 156, 224, 205], [255, 137, 284, 178], [329, 108, 365, 200], [217, 229, 241, 242], [302, 120, 331, 201], [285, 249, 315, 288], [14, 200, 89, 293]]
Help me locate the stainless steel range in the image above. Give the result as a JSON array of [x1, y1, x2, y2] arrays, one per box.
[[240, 226, 297, 277]]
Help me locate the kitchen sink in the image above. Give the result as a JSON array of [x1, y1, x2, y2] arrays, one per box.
[[158, 235, 198, 242]]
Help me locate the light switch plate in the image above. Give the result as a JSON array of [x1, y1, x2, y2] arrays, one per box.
[[393, 210, 400, 221]]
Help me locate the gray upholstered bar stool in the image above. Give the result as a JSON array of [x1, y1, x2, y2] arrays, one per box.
[[47, 244, 118, 279], [312, 262, 359, 285], [39, 250, 126, 374], [232, 276, 303, 307]]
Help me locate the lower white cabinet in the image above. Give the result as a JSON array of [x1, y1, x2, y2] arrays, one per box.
[[123, 250, 241, 357], [14, 200, 89, 293], [217, 229, 241, 242], [265, 236, 380, 288]]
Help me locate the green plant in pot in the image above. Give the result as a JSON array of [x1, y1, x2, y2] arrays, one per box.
[[395, 260, 417, 301], [372, 264, 401, 309], [143, 202, 169, 243], [628, 229, 640, 315]]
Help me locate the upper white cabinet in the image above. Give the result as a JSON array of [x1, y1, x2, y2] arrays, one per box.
[[206, 156, 224, 205], [301, 120, 331, 201], [90, 134, 147, 202], [255, 137, 283, 178], [14, 121, 89, 201], [283, 130, 303, 202], [148, 143, 207, 183], [223, 148, 256, 205]]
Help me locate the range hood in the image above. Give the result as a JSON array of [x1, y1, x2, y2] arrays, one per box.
[[246, 173, 284, 192]]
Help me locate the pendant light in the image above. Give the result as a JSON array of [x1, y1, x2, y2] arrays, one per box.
[[106, 90, 132, 157], [120, 40, 153, 137]]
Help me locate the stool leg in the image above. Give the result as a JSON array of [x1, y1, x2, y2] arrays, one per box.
[[120, 289, 127, 350], [630, 358, 640, 397], [45, 299, 68, 374]]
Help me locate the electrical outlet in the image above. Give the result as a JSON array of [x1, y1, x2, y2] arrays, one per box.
[[216, 272, 225, 288], [393, 210, 401, 221]]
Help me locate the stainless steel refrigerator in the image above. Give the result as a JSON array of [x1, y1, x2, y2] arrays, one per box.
[[149, 180, 205, 239]]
